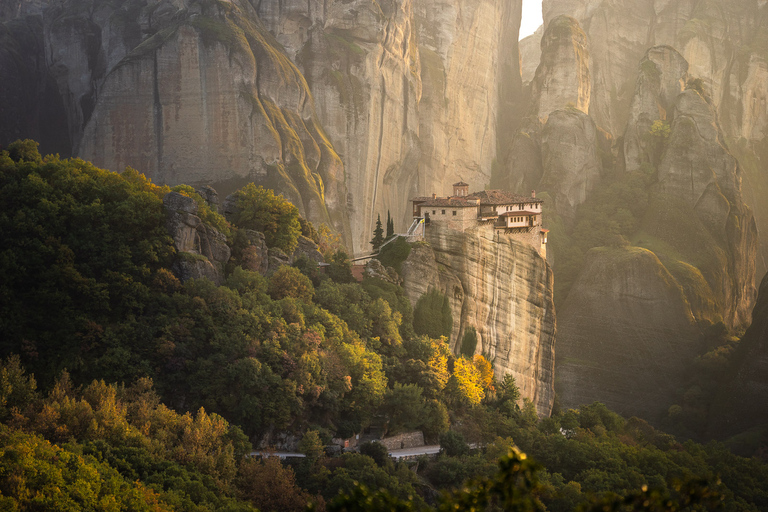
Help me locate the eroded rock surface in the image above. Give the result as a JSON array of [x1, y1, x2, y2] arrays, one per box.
[[530, 15, 591, 120], [623, 46, 689, 173], [1, 0, 351, 244], [710, 272, 768, 441], [402, 224, 556, 416], [556, 247, 700, 420], [164, 191, 230, 285]]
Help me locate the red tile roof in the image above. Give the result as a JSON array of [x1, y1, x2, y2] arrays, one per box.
[[416, 197, 480, 208], [467, 190, 543, 205], [500, 211, 539, 217]]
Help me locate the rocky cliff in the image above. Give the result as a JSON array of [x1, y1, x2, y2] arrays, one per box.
[[709, 271, 768, 445], [1, 0, 351, 243], [556, 247, 700, 421], [529, 0, 768, 273], [257, 0, 523, 252], [1, 0, 525, 255], [401, 224, 556, 416], [530, 15, 591, 119], [534, 0, 768, 140], [505, 3, 761, 422]]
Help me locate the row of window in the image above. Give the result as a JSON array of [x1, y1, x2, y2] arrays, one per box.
[[503, 204, 539, 212], [431, 209, 458, 216]]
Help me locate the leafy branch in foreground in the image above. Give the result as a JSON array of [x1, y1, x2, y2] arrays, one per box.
[[324, 447, 723, 512]]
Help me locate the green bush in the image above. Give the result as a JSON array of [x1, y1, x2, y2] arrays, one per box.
[[439, 430, 469, 457], [376, 236, 411, 274], [413, 289, 452, 339], [460, 327, 478, 357], [230, 183, 301, 253]]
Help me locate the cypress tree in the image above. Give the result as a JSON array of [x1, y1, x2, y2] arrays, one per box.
[[371, 214, 385, 251], [386, 210, 394, 238]]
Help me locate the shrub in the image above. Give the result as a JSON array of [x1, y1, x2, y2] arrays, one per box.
[[439, 430, 469, 457], [413, 288, 452, 339], [460, 327, 478, 357], [376, 237, 411, 274], [230, 183, 301, 253]]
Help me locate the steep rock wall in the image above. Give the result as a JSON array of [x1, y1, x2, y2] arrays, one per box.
[[262, 0, 422, 254], [1, 0, 351, 243], [623, 46, 689, 173], [709, 271, 768, 441], [401, 224, 556, 416], [530, 15, 591, 119], [556, 246, 701, 421], [258, 0, 523, 252], [537, 0, 768, 141]]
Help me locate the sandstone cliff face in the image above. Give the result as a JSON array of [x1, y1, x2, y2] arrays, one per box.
[[709, 271, 768, 441], [534, 0, 768, 275], [556, 246, 700, 421], [260, 0, 422, 254], [401, 224, 556, 416], [2, 0, 527, 254], [0, 0, 351, 244], [530, 15, 591, 120], [257, 0, 523, 252], [623, 46, 689, 173], [414, 0, 523, 206], [654, 89, 758, 328], [501, 108, 603, 223], [537, 0, 768, 141]]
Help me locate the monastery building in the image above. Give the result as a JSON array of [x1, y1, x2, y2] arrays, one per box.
[[411, 182, 549, 258]]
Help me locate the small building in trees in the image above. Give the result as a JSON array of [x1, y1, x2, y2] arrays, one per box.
[[411, 182, 548, 258]]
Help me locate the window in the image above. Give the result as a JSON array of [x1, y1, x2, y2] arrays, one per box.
[[442, 210, 446, 215], [432, 210, 436, 215], [452, 211, 457, 216]]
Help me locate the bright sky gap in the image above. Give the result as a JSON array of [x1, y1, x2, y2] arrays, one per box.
[[520, 0, 543, 40]]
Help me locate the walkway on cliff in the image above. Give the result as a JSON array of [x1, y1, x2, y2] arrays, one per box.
[[350, 219, 424, 262]]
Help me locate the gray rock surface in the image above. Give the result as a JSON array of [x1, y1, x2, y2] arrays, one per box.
[[530, 15, 591, 120], [402, 224, 556, 416], [623, 46, 689, 173], [710, 272, 768, 440], [163, 191, 230, 285], [365, 259, 401, 286], [540, 109, 602, 219], [556, 247, 700, 420]]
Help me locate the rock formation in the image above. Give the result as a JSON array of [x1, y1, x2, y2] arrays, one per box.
[[1, 0, 527, 255], [556, 246, 700, 421], [401, 224, 556, 416], [164, 191, 230, 286], [257, 0, 524, 252], [508, 4, 761, 423], [1, 0, 351, 244], [530, 15, 591, 120], [709, 271, 768, 443], [623, 46, 689, 173]]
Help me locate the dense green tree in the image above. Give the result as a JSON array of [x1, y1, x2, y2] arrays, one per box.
[[376, 236, 411, 273], [439, 431, 470, 457], [268, 265, 315, 302], [413, 289, 452, 339], [382, 383, 427, 434], [386, 210, 394, 238], [328, 250, 354, 283], [371, 214, 385, 251], [230, 183, 301, 253], [460, 327, 478, 357]]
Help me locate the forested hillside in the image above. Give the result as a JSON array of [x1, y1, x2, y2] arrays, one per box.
[[0, 141, 766, 510]]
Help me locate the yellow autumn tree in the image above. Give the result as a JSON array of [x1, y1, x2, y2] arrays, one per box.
[[473, 354, 495, 394], [448, 356, 484, 406], [428, 337, 451, 391]]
